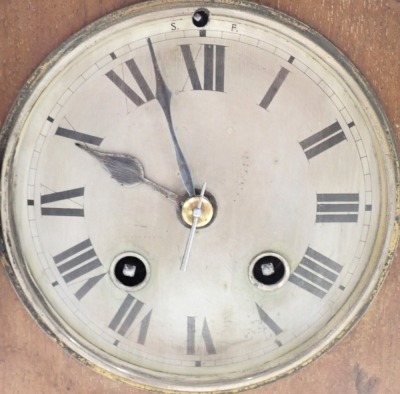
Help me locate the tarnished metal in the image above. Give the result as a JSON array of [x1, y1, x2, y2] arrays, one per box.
[[181, 195, 214, 228]]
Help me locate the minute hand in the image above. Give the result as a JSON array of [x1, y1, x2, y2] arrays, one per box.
[[147, 38, 195, 197]]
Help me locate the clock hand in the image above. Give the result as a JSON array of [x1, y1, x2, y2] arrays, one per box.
[[76, 143, 180, 203], [180, 182, 207, 272], [147, 38, 196, 197]]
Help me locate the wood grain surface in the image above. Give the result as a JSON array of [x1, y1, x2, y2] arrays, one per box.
[[1, 1, 399, 393]]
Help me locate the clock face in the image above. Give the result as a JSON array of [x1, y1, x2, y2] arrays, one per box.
[[1, 1, 398, 392]]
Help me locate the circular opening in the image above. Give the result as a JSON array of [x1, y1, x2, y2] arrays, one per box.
[[111, 253, 150, 290], [192, 9, 209, 28], [249, 253, 290, 291]]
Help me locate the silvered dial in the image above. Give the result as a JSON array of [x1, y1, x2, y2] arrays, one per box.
[[1, 1, 398, 392]]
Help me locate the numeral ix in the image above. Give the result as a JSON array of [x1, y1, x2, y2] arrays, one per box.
[[41, 187, 84, 217], [55, 127, 103, 146]]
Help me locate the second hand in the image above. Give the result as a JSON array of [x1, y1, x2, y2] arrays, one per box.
[[180, 183, 207, 272]]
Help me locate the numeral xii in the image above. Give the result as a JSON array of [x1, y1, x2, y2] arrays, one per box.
[[180, 44, 226, 92]]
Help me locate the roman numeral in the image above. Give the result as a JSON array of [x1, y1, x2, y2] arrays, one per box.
[[300, 121, 346, 160], [180, 44, 225, 92], [106, 58, 155, 106], [137, 310, 152, 345], [187, 316, 216, 355], [74, 273, 106, 300], [109, 295, 152, 346], [316, 193, 359, 223], [52, 239, 103, 285], [289, 247, 343, 299], [256, 304, 283, 336], [259, 67, 290, 110], [41, 187, 84, 217], [55, 127, 103, 146]]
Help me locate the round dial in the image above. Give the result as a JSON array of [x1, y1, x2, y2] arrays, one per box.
[[1, 1, 398, 392]]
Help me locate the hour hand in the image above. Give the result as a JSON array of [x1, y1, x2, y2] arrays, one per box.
[[147, 38, 195, 197], [76, 143, 180, 203]]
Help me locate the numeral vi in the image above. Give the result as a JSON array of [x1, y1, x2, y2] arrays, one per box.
[[187, 316, 216, 355]]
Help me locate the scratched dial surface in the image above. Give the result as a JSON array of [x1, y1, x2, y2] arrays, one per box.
[[1, 1, 398, 392]]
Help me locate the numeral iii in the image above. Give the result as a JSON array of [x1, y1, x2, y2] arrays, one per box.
[[316, 193, 359, 223]]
